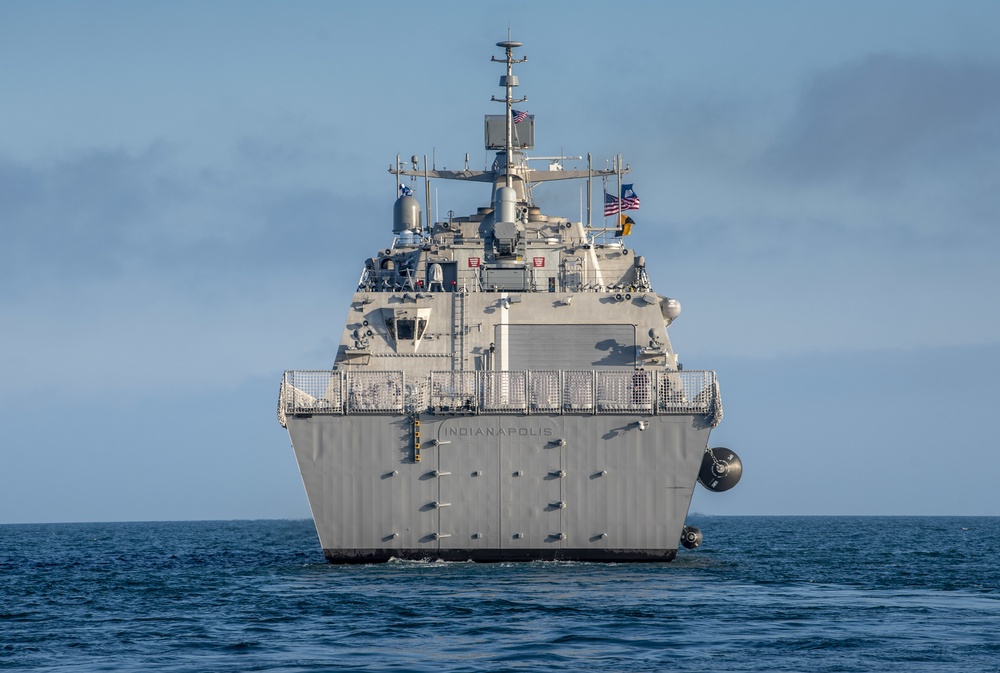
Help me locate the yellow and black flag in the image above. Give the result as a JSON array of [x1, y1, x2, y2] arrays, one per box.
[[616, 214, 635, 237]]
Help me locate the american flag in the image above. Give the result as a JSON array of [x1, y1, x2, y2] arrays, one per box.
[[604, 184, 640, 216], [604, 192, 621, 217], [512, 109, 528, 124]]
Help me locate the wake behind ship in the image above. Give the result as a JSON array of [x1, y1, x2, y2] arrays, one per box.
[[278, 39, 741, 563]]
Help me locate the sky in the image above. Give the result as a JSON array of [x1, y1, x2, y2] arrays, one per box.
[[2, 1, 999, 524]]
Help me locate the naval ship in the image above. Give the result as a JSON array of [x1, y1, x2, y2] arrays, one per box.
[[278, 39, 741, 563]]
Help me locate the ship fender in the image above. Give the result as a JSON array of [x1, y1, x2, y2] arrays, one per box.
[[698, 447, 742, 492], [680, 525, 702, 549]]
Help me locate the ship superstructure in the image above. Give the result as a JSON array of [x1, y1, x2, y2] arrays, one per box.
[[278, 39, 741, 562]]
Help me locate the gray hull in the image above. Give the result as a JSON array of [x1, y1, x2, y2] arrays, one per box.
[[286, 412, 711, 562]]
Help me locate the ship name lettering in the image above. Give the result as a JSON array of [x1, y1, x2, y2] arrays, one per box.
[[442, 427, 553, 437]]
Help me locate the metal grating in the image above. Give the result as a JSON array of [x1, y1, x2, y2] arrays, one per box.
[[430, 371, 477, 413], [657, 370, 716, 415], [405, 376, 430, 414], [281, 370, 344, 415], [528, 371, 561, 413], [562, 370, 595, 413], [595, 370, 654, 413], [279, 369, 721, 419], [481, 371, 528, 413], [346, 370, 404, 413]]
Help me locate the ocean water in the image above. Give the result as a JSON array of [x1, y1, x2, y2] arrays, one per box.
[[1, 517, 998, 672]]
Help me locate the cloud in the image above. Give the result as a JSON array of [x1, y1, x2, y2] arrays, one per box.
[[1, 146, 165, 283], [0, 135, 377, 396], [619, 53, 1000, 261], [760, 55, 1000, 191], [0, 136, 373, 299], [612, 55, 1000, 360]]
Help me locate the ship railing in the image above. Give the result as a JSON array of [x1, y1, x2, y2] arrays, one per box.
[[345, 370, 405, 414], [595, 370, 655, 413], [481, 371, 529, 413], [280, 369, 720, 425], [404, 376, 430, 414], [357, 267, 648, 294], [562, 370, 595, 412], [658, 370, 714, 414], [429, 371, 478, 414], [530, 370, 563, 413], [278, 370, 405, 423], [278, 370, 344, 425]]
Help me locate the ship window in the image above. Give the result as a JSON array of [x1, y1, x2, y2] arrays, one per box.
[[385, 317, 427, 342], [396, 319, 415, 340]]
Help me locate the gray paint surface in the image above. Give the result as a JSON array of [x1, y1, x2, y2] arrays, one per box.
[[500, 324, 637, 370], [285, 412, 710, 561]]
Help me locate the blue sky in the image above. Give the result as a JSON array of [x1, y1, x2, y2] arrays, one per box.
[[2, 1, 999, 523]]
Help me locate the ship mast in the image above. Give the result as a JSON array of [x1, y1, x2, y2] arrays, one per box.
[[390, 36, 621, 224], [491, 40, 526, 189]]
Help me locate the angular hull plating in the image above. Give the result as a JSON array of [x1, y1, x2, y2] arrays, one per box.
[[286, 412, 712, 562]]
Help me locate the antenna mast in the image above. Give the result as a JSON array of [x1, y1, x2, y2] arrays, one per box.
[[491, 39, 526, 189]]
